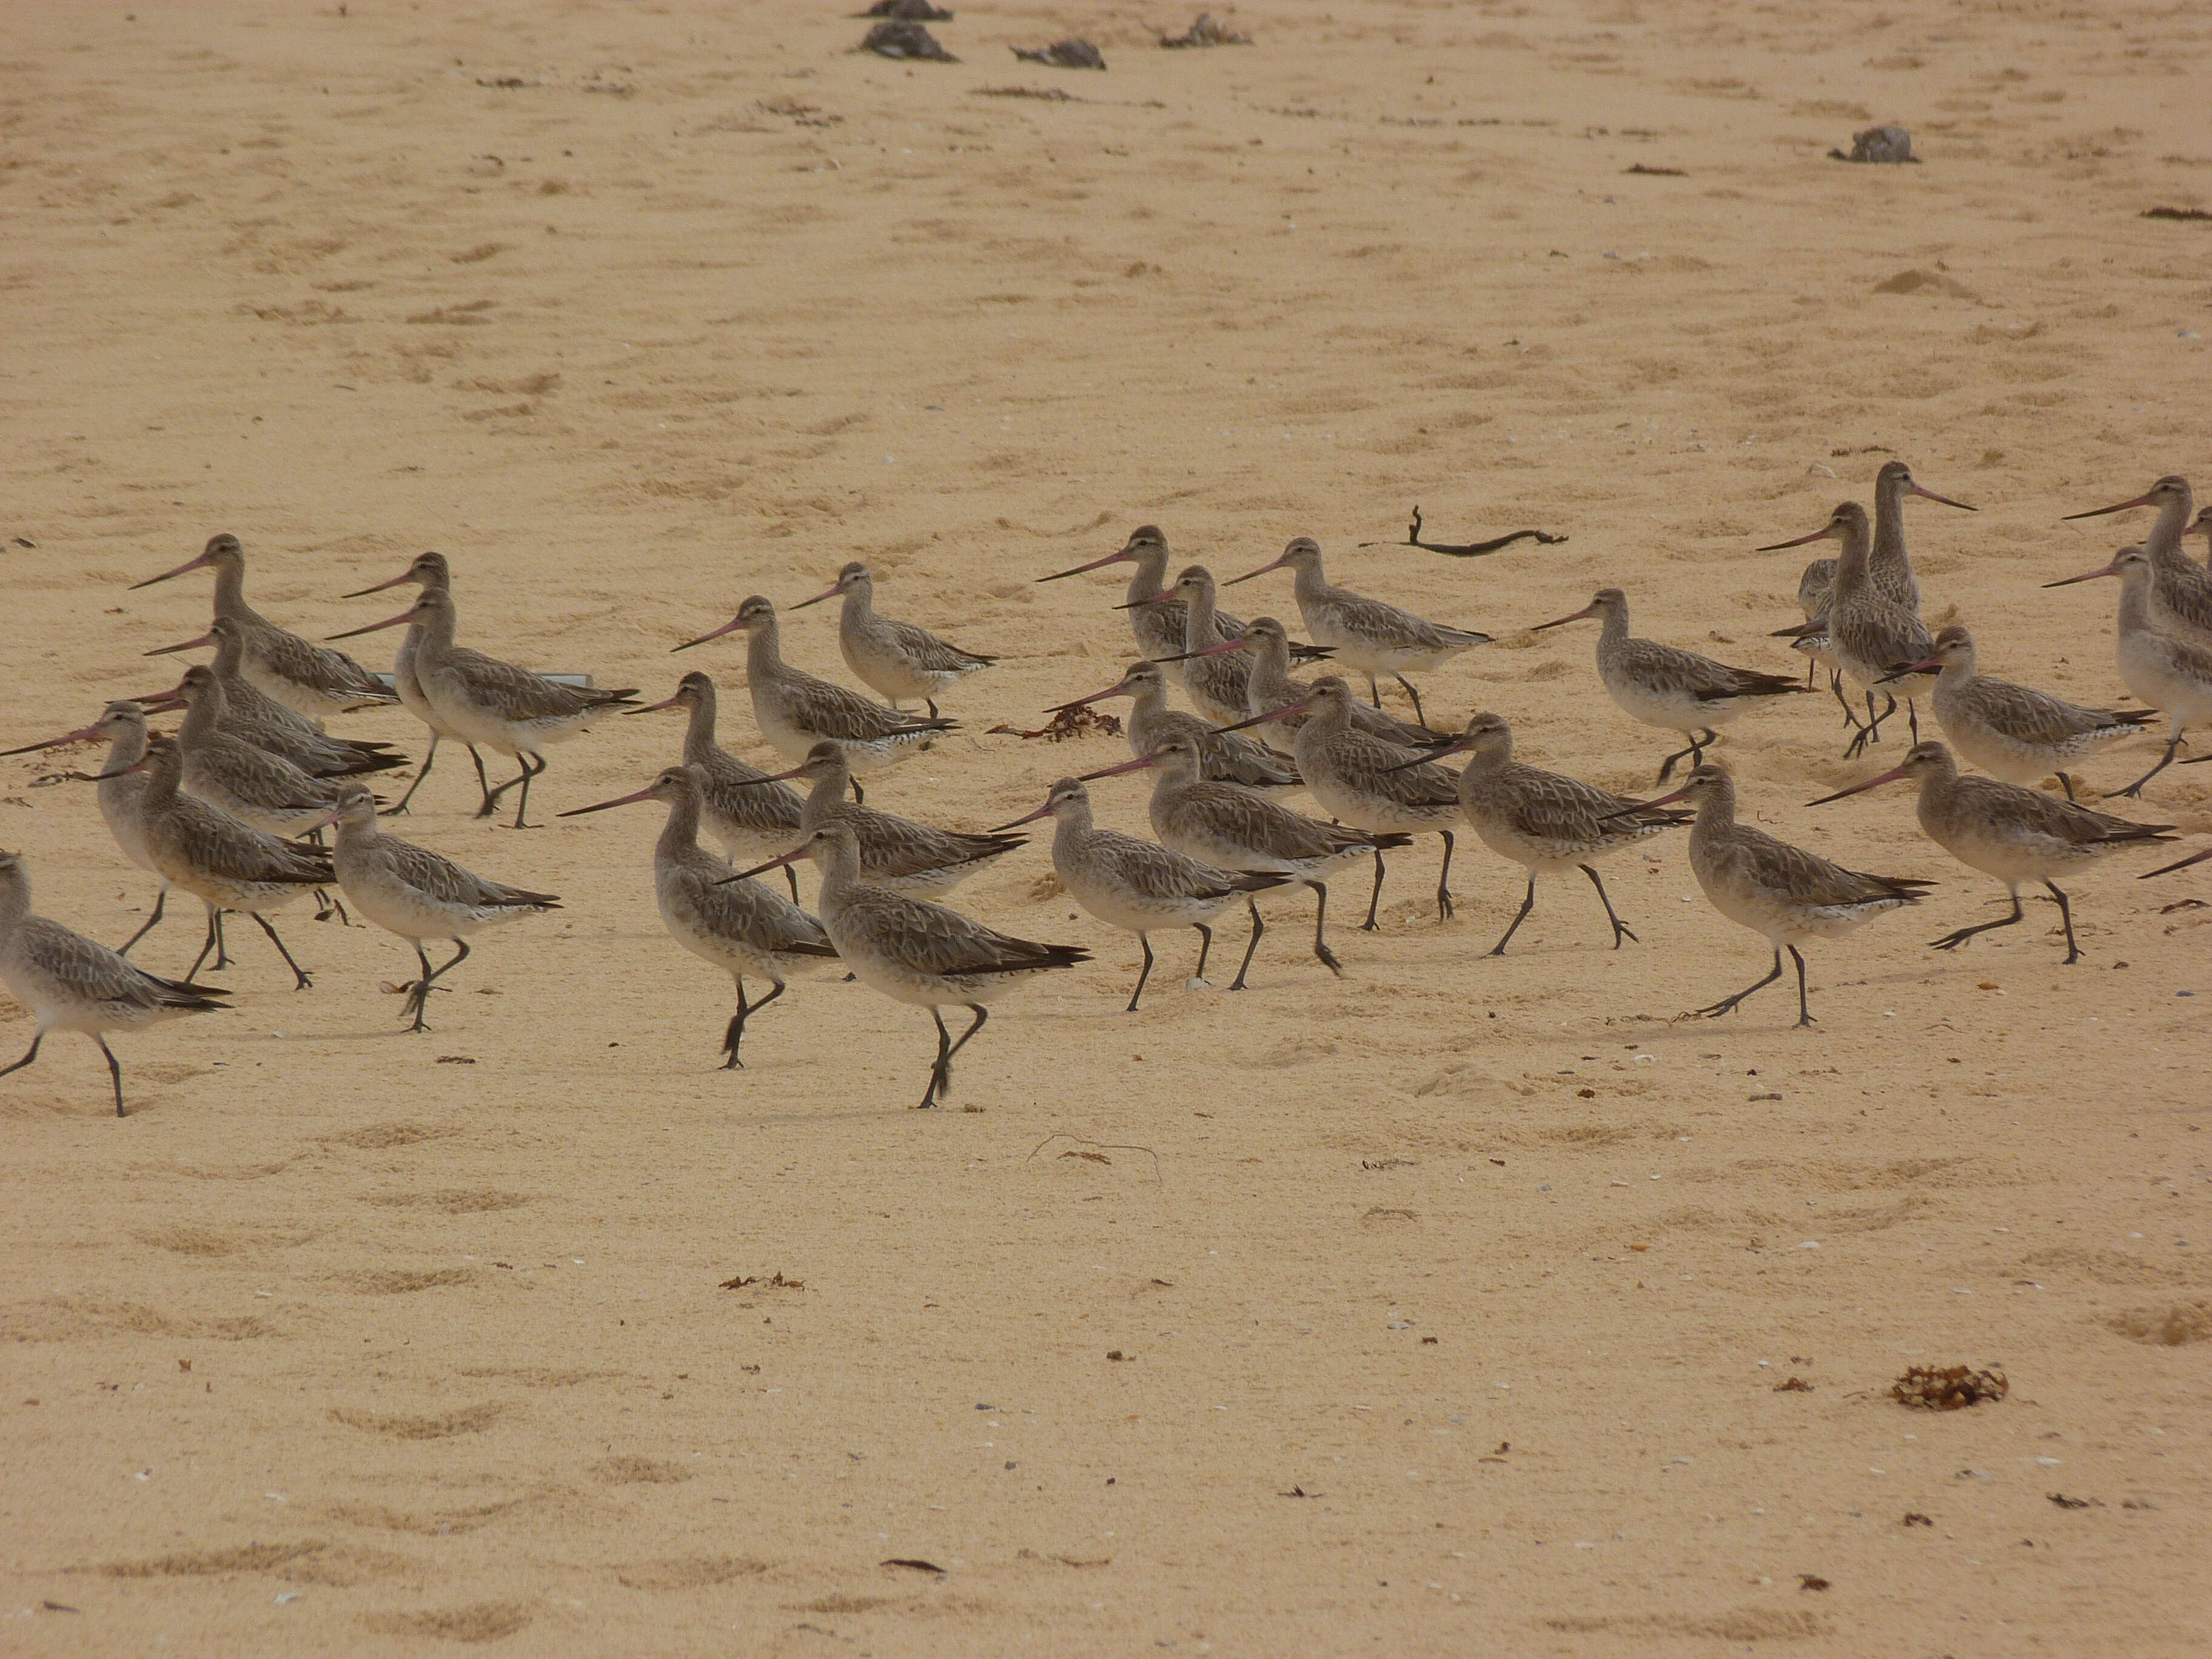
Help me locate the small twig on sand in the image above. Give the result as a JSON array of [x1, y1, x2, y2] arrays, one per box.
[[1360, 505, 1569, 557]]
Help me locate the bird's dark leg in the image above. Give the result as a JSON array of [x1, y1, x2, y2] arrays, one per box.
[[507, 753, 546, 830], [2043, 880, 2080, 965], [1188, 922, 1214, 985], [783, 865, 802, 903], [383, 731, 438, 816], [0, 1030, 45, 1085], [1930, 891, 2025, 954], [1361, 850, 1387, 931], [1906, 700, 1920, 742], [1366, 675, 1383, 709], [1696, 949, 1783, 1019], [933, 1004, 988, 1105], [1788, 944, 1814, 1027], [116, 888, 166, 957], [1488, 872, 1539, 956], [474, 749, 517, 816], [1127, 934, 1155, 1013], [1393, 673, 1428, 728], [1435, 829, 1455, 921], [1229, 897, 1264, 991], [2107, 737, 2181, 799], [722, 979, 751, 1068], [185, 907, 223, 980], [1581, 863, 1638, 947], [1830, 671, 1863, 731], [251, 913, 313, 990], [312, 886, 350, 926], [1655, 740, 1701, 785], [925, 699, 941, 720], [1308, 881, 1344, 976], [922, 1008, 951, 1110], [96, 1036, 126, 1118]]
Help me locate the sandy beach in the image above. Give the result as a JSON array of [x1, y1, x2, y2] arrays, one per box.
[[2, 2, 2207, 1654]]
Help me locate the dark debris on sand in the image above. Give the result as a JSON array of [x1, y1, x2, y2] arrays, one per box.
[[1161, 12, 1252, 49], [861, 19, 957, 61], [1831, 124, 1916, 164], [1014, 39, 1106, 70], [859, 0, 951, 19], [1890, 1364, 2008, 1410]]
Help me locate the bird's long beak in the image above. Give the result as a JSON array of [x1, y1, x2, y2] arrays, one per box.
[[2062, 491, 2158, 522], [326, 608, 415, 641], [1609, 785, 1691, 817], [1381, 737, 1466, 774], [986, 802, 1055, 833], [1875, 655, 1943, 684], [672, 615, 745, 652], [1076, 754, 1159, 783], [1043, 680, 1132, 714], [304, 804, 346, 833], [1756, 525, 1838, 552], [721, 845, 809, 884], [1530, 604, 1596, 631], [1214, 701, 1306, 734], [623, 695, 685, 716], [556, 784, 662, 816], [93, 759, 148, 780], [789, 582, 842, 611], [1805, 765, 1912, 806], [342, 569, 417, 598], [1222, 556, 1289, 587], [1151, 638, 1247, 664], [1912, 484, 1976, 511], [143, 631, 216, 658], [729, 763, 809, 787], [1112, 591, 1173, 610], [127, 549, 213, 590], [2141, 846, 2212, 879], [1769, 620, 1822, 640], [2042, 560, 2125, 588], [1037, 548, 1134, 583], [0, 724, 105, 757]]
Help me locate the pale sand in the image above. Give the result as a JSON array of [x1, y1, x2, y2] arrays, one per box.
[[2, 3, 2208, 1654]]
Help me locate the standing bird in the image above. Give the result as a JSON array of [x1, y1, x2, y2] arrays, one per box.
[[1224, 677, 1460, 927], [738, 742, 1026, 896], [1867, 459, 1977, 614], [1403, 711, 1687, 955], [2043, 545, 2212, 797], [791, 561, 994, 717], [101, 735, 332, 988], [730, 822, 1088, 1110], [1124, 566, 1257, 728], [1079, 735, 1409, 982], [1634, 762, 1932, 1026], [1761, 504, 1933, 752], [130, 533, 397, 719], [624, 671, 806, 898], [558, 766, 836, 1066], [166, 665, 363, 838], [674, 595, 951, 796], [340, 551, 492, 816], [1808, 742, 2174, 965], [1225, 537, 1486, 726], [991, 777, 1285, 1010], [1886, 624, 2156, 801], [321, 785, 559, 1030], [1, 702, 172, 954], [146, 617, 405, 779], [332, 588, 637, 828], [1043, 658, 1301, 792], [1533, 586, 1809, 780], [2061, 475, 2212, 644], [0, 849, 229, 1117]]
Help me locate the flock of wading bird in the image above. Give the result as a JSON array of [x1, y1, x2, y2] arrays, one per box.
[[5, 467, 2212, 1114]]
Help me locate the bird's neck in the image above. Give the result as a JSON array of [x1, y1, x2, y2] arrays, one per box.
[[657, 791, 703, 862]]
